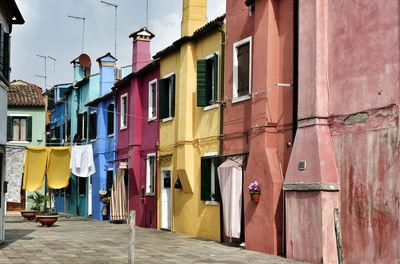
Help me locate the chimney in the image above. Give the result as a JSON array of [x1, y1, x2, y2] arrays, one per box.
[[181, 0, 207, 37], [97, 52, 116, 96], [129, 27, 155, 73], [70, 53, 91, 81]]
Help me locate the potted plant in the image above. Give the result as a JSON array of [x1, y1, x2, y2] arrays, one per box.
[[248, 181, 261, 203], [99, 188, 110, 218], [21, 190, 49, 220], [36, 209, 59, 227]]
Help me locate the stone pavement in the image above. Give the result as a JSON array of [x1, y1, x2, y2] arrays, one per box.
[[0, 214, 306, 264]]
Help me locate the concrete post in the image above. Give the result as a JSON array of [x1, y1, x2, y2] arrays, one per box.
[[128, 210, 136, 264]]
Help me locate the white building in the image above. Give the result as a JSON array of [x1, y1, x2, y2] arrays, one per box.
[[0, 0, 24, 243]]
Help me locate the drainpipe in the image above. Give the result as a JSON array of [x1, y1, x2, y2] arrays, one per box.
[[217, 20, 225, 243]]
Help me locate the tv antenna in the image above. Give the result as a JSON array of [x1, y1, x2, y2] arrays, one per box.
[[35, 54, 47, 89], [101, 1, 118, 59], [68, 15, 86, 53]]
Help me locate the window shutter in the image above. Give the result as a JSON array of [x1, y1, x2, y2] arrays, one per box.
[[197, 60, 207, 107], [26, 117, 33, 142], [7, 116, 12, 141], [159, 78, 168, 119], [200, 158, 211, 201], [77, 113, 82, 137], [170, 74, 175, 117], [214, 161, 221, 202], [3, 32, 10, 81], [0, 24, 3, 75], [213, 54, 219, 101]]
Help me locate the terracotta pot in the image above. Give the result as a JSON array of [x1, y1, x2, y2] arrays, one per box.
[[250, 193, 260, 203], [36, 215, 59, 227], [20, 210, 39, 221]]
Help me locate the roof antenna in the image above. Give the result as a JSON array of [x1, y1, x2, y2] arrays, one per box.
[[101, 1, 118, 59], [68, 15, 86, 53]]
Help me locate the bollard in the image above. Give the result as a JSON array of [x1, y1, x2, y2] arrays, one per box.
[[128, 210, 136, 264]]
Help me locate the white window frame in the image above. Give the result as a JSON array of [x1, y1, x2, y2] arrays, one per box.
[[148, 79, 157, 121], [203, 152, 218, 203], [203, 52, 220, 111], [232, 36, 252, 103], [11, 116, 28, 142], [146, 153, 156, 195], [120, 93, 128, 130], [161, 73, 175, 122]]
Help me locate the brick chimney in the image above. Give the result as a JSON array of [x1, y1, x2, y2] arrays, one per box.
[[129, 27, 155, 73], [181, 0, 207, 37]]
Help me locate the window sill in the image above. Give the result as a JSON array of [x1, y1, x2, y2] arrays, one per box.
[[107, 134, 114, 138], [145, 193, 155, 197], [8, 141, 30, 144], [204, 104, 219, 112], [205, 201, 219, 206], [148, 117, 157, 122], [232, 94, 251, 104], [162, 117, 173, 123], [90, 139, 96, 143], [120, 126, 127, 131]]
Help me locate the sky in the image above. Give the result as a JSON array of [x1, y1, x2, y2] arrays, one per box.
[[10, 0, 226, 89]]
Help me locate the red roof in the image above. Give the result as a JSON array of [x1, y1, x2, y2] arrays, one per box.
[[8, 80, 45, 107]]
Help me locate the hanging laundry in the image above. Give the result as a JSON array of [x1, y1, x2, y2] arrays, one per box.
[[110, 168, 127, 221], [217, 158, 244, 239], [5, 147, 25, 203], [70, 145, 96, 177], [47, 147, 71, 189], [22, 147, 47, 191]]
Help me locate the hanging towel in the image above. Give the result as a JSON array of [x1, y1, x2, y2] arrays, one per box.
[[22, 147, 48, 191], [70, 145, 96, 177], [110, 168, 128, 221], [217, 158, 243, 239], [47, 147, 71, 189], [5, 147, 25, 203]]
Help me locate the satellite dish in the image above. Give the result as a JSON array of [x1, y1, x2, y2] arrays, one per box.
[[78, 53, 91, 68]]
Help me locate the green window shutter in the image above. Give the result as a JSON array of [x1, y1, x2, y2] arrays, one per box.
[[170, 74, 176, 117], [214, 160, 221, 202], [159, 78, 168, 119], [197, 60, 207, 107], [200, 158, 211, 201], [0, 24, 4, 74], [212, 53, 219, 101], [7, 116, 12, 141], [26, 117, 32, 142], [3, 32, 10, 81]]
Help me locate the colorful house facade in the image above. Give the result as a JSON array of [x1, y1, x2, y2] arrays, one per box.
[[222, 0, 293, 254], [7, 81, 46, 211], [114, 27, 159, 228], [284, 0, 400, 263], [154, 0, 224, 241]]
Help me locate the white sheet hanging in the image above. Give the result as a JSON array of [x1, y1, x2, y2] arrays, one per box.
[[70, 145, 96, 177], [217, 158, 243, 239]]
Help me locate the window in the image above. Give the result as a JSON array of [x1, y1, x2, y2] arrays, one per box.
[[146, 154, 156, 195], [233, 37, 252, 101], [200, 156, 221, 202], [107, 103, 114, 136], [106, 170, 114, 194], [159, 74, 175, 120], [7, 116, 32, 142], [0, 24, 10, 81], [89, 111, 97, 141], [197, 53, 218, 107], [120, 94, 128, 129], [148, 79, 157, 120], [77, 112, 87, 140], [66, 119, 71, 142]]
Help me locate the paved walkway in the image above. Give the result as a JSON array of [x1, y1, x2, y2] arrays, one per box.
[[0, 214, 305, 264]]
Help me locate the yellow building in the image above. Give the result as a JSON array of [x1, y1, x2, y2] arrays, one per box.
[[154, 0, 225, 241]]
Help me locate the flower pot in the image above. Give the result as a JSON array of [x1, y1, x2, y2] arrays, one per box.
[[21, 210, 39, 221], [250, 193, 260, 203], [36, 215, 59, 227]]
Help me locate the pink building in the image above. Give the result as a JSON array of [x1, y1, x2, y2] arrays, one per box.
[[114, 28, 160, 228], [223, 0, 293, 255], [285, 0, 400, 263]]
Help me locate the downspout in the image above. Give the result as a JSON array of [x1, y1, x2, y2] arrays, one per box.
[[292, 1, 299, 141], [74, 82, 80, 216], [217, 20, 225, 243]]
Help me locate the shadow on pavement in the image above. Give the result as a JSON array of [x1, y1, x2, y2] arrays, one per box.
[[0, 228, 35, 249]]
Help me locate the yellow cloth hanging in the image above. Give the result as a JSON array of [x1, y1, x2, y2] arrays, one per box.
[[22, 147, 48, 191], [46, 147, 71, 189]]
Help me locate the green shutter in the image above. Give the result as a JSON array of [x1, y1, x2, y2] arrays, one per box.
[[26, 117, 32, 142], [3, 32, 9, 81], [214, 160, 221, 202], [200, 158, 211, 201], [213, 53, 219, 101], [159, 78, 168, 119], [197, 60, 207, 107], [7, 116, 12, 141], [170, 74, 175, 117]]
